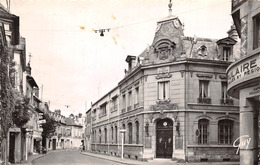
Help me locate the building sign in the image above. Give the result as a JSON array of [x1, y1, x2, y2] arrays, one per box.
[[227, 56, 260, 86]]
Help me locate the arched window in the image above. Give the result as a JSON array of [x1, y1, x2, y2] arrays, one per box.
[[218, 119, 233, 144], [198, 119, 209, 144], [122, 124, 125, 144], [99, 129, 101, 143], [115, 126, 118, 144], [104, 128, 107, 144], [135, 121, 139, 144], [128, 123, 132, 144], [111, 127, 113, 144]]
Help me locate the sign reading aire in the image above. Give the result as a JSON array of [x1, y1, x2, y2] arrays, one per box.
[[227, 55, 260, 86]]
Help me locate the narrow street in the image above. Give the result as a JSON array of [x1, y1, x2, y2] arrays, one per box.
[[32, 150, 121, 165]]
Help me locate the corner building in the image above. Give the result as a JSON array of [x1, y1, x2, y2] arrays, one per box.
[[229, 0, 260, 164], [90, 7, 241, 162]]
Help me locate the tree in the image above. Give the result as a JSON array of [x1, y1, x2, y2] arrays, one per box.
[[42, 113, 56, 138], [12, 96, 30, 128]]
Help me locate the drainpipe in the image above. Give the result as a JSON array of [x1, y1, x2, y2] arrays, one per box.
[[184, 65, 188, 162]]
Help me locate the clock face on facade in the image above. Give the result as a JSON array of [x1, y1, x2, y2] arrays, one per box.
[[163, 121, 168, 126]]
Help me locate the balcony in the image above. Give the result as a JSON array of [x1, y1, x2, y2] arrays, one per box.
[[197, 97, 211, 104], [220, 98, 234, 105]]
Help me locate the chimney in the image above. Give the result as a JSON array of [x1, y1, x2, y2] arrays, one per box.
[[125, 55, 136, 72], [227, 24, 238, 41]]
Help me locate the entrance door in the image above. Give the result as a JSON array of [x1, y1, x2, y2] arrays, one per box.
[[156, 118, 173, 158], [52, 139, 56, 150], [9, 133, 15, 163]]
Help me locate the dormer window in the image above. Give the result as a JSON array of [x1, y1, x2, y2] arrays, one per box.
[[153, 39, 175, 60], [223, 47, 231, 61], [198, 45, 208, 58], [125, 55, 136, 73], [217, 37, 237, 61]]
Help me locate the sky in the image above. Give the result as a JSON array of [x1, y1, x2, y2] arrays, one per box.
[[5, 0, 232, 117]]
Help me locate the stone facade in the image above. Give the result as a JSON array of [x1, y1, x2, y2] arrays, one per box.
[[87, 6, 241, 163]]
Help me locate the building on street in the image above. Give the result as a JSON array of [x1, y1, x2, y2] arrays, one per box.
[[228, 0, 260, 164], [87, 2, 241, 163]]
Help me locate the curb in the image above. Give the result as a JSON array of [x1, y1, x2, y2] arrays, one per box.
[[80, 152, 139, 165]]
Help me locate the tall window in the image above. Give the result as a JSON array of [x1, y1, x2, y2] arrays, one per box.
[[134, 87, 139, 108], [128, 91, 132, 110], [104, 128, 107, 143], [218, 119, 233, 144], [158, 81, 169, 100], [115, 126, 118, 143], [198, 119, 209, 144], [111, 127, 113, 143], [223, 47, 231, 61], [122, 124, 125, 144], [111, 96, 117, 111], [122, 94, 126, 112], [136, 121, 139, 144], [128, 123, 132, 144], [199, 80, 209, 98], [253, 14, 260, 49], [100, 103, 107, 116], [221, 82, 228, 101], [99, 129, 101, 143]]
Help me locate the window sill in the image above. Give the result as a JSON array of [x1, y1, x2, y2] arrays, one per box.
[[187, 144, 234, 148]]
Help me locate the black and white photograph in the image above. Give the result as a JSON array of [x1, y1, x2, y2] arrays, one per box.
[[0, 0, 260, 164]]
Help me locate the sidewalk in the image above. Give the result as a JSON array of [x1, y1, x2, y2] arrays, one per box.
[[16, 153, 45, 165], [81, 151, 240, 165]]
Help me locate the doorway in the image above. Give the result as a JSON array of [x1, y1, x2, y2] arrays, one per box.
[[9, 132, 15, 163], [156, 118, 173, 158]]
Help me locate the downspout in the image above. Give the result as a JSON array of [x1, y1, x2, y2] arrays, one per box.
[[184, 64, 188, 162]]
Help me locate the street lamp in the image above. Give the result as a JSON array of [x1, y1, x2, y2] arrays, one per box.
[[119, 129, 126, 160]]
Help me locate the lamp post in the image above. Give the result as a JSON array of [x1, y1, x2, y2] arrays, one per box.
[[119, 129, 126, 160]]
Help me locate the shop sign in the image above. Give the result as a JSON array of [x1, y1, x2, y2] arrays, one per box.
[[227, 55, 260, 86]]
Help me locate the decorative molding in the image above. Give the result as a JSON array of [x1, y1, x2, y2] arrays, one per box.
[[180, 71, 184, 78], [196, 73, 213, 79], [150, 99, 178, 111], [190, 71, 193, 78], [219, 75, 227, 79], [156, 66, 172, 79]]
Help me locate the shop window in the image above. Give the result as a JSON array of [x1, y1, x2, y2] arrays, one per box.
[[122, 124, 126, 144], [253, 14, 260, 49], [158, 81, 169, 100], [218, 119, 233, 145], [198, 119, 209, 144]]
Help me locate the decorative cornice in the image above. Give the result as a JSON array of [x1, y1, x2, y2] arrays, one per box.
[[196, 73, 213, 78]]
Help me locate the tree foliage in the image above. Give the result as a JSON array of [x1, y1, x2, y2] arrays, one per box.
[[0, 46, 15, 140], [12, 96, 30, 128], [42, 113, 56, 138]]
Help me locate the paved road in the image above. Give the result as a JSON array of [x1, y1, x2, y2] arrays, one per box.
[[32, 150, 121, 165]]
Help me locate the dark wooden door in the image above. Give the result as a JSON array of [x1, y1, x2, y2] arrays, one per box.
[[156, 119, 173, 158], [9, 133, 15, 163], [52, 139, 56, 150]]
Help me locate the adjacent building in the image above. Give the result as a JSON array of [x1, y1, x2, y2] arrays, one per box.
[[229, 0, 260, 164], [87, 2, 241, 163]]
